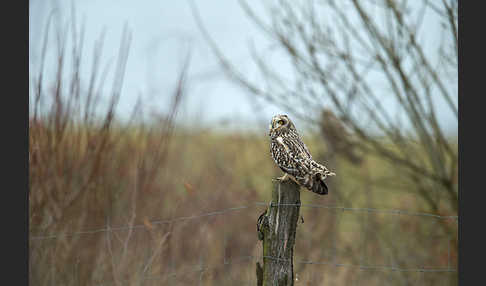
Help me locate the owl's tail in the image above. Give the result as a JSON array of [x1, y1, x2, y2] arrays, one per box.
[[300, 173, 330, 195], [310, 174, 329, 195]]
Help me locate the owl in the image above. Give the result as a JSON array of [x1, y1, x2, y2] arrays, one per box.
[[269, 114, 335, 195]]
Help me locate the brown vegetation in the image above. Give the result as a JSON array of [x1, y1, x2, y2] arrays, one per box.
[[29, 4, 457, 285]]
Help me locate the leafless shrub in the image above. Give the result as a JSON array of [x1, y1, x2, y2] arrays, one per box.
[[29, 9, 190, 284], [190, 0, 457, 218], [190, 0, 457, 284]]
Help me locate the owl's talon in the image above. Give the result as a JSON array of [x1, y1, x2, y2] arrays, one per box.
[[276, 173, 289, 181]]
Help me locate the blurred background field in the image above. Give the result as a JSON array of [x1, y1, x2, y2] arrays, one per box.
[[29, 117, 458, 285], [29, 0, 458, 285]]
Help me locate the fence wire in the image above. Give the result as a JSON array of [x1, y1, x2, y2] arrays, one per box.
[[93, 254, 456, 286], [30, 202, 458, 241], [30, 201, 458, 285]]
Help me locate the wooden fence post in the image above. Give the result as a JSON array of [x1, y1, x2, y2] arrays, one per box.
[[257, 178, 301, 286]]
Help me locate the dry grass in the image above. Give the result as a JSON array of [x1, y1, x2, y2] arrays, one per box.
[[29, 17, 457, 286], [29, 123, 458, 285]]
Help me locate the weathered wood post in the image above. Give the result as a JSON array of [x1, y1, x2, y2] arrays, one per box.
[[257, 178, 301, 286]]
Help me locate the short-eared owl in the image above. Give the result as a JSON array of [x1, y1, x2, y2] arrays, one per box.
[[269, 114, 335, 195]]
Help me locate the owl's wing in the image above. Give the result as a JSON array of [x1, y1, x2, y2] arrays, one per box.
[[274, 137, 312, 177], [294, 136, 312, 159], [283, 136, 313, 162]]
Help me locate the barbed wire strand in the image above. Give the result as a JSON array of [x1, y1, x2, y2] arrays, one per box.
[[30, 205, 251, 241], [31, 201, 458, 285], [94, 253, 455, 286], [255, 202, 459, 220], [30, 202, 458, 241], [95, 255, 255, 286]]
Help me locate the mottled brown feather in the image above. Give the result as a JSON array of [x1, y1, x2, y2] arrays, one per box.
[[269, 114, 335, 195]]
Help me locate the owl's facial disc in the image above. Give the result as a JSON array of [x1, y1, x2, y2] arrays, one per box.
[[270, 115, 289, 131]]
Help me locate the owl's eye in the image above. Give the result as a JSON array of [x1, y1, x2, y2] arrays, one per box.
[[278, 120, 285, 125]]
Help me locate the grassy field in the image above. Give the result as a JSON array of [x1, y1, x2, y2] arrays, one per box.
[[29, 117, 457, 285]]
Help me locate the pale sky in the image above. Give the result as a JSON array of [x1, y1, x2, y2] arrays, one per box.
[[29, 0, 458, 134]]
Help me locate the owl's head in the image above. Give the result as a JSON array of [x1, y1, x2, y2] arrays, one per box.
[[269, 114, 297, 136]]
